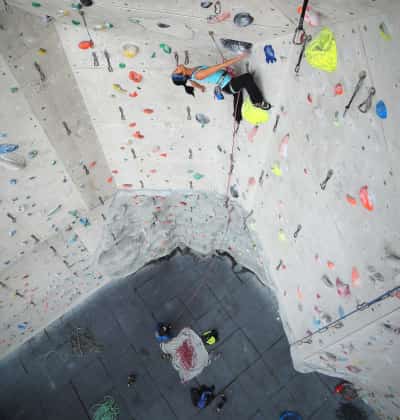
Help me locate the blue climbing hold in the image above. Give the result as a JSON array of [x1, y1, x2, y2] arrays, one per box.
[[0, 144, 18, 154], [280, 411, 302, 420], [264, 45, 276, 64], [376, 100, 387, 119]]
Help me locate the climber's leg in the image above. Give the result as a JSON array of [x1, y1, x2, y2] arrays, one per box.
[[229, 73, 271, 110]]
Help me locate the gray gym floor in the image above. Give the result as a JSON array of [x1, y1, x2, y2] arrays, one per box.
[[0, 251, 377, 420]]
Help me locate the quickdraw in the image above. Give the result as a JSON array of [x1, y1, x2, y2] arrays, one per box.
[[293, 0, 309, 45]]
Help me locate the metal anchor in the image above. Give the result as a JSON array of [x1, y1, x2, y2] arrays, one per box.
[[294, 34, 312, 74], [358, 87, 376, 113], [343, 70, 367, 117]]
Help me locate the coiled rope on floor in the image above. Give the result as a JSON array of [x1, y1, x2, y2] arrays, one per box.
[[91, 396, 120, 420]]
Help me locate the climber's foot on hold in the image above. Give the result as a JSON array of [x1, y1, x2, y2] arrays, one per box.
[[255, 101, 272, 111]]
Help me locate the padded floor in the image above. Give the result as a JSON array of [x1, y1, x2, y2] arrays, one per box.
[[0, 251, 378, 420]]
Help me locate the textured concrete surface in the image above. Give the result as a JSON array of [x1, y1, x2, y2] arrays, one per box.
[[0, 253, 378, 420], [0, 1, 400, 418]]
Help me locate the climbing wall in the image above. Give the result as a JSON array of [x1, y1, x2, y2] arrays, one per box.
[[1, 1, 400, 417]]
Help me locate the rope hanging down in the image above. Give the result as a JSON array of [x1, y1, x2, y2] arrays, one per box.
[[173, 90, 241, 324], [292, 285, 400, 347]]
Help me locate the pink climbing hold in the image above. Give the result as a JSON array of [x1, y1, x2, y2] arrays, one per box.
[[248, 126, 258, 142], [248, 177, 256, 186], [359, 185, 374, 211], [336, 278, 351, 297], [279, 133, 289, 159], [327, 260, 335, 270], [307, 93, 313, 104]]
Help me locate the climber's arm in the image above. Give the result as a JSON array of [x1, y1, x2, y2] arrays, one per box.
[[194, 54, 247, 80]]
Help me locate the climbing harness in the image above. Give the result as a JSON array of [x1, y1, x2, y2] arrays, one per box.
[[320, 169, 333, 190], [343, 71, 367, 117], [292, 284, 400, 347], [358, 87, 376, 113], [293, 0, 309, 45], [294, 34, 312, 74]]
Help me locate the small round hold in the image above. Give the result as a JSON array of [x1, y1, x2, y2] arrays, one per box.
[[233, 12, 254, 27], [80, 0, 93, 6]]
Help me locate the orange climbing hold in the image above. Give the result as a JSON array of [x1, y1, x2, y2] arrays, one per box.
[[359, 185, 374, 211], [351, 267, 360, 286], [346, 194, 357, 206], [106, 176, 113, 183], [129, 91, 138, 98], [78, 40, 94, 49], [143, 108, 154, 114], [129, 71, 143, 83]]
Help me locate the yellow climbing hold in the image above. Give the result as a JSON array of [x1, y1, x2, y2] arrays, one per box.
[[278, 229, 286, 241], [271, 162, 282, 177], [38, 48, 47, 55], [242, 97, 269, 126], [305, 28, 337, 72], [112, 84, 127, 94]]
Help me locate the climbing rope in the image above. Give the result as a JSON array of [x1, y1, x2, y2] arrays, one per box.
[[172, 90, 241, 324], [70, 326, 104, 355], [91, 396, 119, 420], [291, 285, 400, 346]]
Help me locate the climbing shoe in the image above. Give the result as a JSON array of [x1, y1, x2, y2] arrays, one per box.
[[255, 101, 272, 111]]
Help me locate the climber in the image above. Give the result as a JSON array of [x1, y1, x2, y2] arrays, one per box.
[[171, 54, 271, 124], [155, 322, 172, 343]]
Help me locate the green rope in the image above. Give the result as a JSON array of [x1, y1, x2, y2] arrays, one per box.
[[91, 396, 119, 420]]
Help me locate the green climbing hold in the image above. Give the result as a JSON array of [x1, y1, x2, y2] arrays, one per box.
[[119, 63, 126, 69], [72, 19, 81, 25], [151, 52, 156, 58], [10, 87, 18, 93], [160, 43, 172, 54], [193, 172, 204, 180], [31, 1, 41, 7]]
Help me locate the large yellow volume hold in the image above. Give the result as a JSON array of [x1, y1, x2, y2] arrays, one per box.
[[305, 28, 337, 72]]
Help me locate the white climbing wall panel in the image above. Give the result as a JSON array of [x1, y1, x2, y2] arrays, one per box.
[[1, 1, 400, 417]]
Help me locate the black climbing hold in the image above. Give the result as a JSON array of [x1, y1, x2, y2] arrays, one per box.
[[233, 13, 254, 27], [80, 0, 93, 6]]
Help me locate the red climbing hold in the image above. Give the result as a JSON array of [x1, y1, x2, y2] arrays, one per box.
[[346, 194, 357, 206], [78, 40, 94, 50], [327, 261, 335, 270], [359, 185, 374, 211], [106, 176, 113, 183], [129, 122, 137, 127], [129, 92, 138, 98], [143, 108, 154, 114], [160, 153, 167, 157], [129, 71, 143, 83], [133, 131, 144, 139]]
